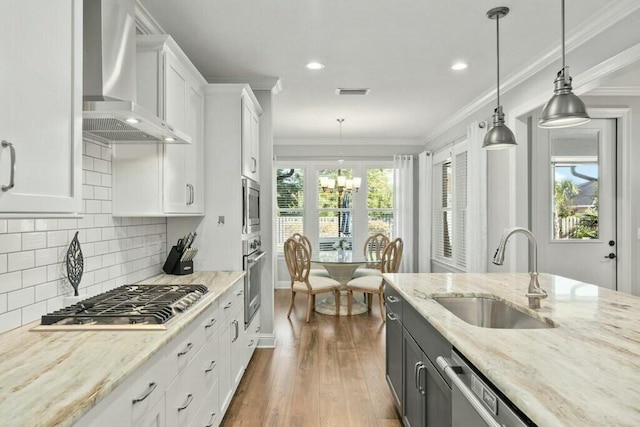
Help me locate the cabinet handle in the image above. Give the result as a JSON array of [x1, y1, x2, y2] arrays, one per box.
[[251, 157, 257, 173], [205, 412, 217, 427], [414, 362, 421, 391], [177, 393, 194, 411], [417, 364, 427, 396], [224, 301, 233, 310], [386, 295, 399, 303], [232, 320, 239, 342], [177, 342, 193, 357], [1, 140, 16, 192], [205, 360, 217, 373], [204, 318, 217, 329], [256, 326, 261, 333], [247, 339, 254, 347], [132, 382, 157, 404], [190, 184, 194, 205], [237, 289, 244, 296], [387, 312, 397, 321]]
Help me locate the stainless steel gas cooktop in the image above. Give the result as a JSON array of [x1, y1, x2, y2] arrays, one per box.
[[31, 284, 208, 331]]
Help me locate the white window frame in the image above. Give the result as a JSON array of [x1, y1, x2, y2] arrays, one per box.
[[432, 140, 468, 271]]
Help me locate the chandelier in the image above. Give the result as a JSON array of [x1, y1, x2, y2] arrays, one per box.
[[319, 119, 362, 193]]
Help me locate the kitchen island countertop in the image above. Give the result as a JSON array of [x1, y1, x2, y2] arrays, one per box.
[[0, 270, 244, 426], [382, 272, 640, 426]]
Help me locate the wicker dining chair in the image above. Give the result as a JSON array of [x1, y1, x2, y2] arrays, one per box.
[[346, 237, 403, 321], [284, 237, 341, 322]]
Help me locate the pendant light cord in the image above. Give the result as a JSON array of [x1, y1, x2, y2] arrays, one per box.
[[561, 0, 565, 70], [496, 13, 501, 108]]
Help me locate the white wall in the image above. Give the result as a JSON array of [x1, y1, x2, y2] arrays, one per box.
[[0, 138, 167, 334]]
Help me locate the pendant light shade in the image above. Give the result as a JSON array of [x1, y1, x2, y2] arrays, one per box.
[[539, 0, 590, 128], [483, 6, 517, 150]]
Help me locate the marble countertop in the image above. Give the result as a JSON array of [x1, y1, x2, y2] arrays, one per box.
[[0, 271, 245, 427], [382, 272, 640, 427]]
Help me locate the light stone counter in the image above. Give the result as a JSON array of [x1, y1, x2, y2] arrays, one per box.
[[0, 271, 244, 427], [382, 272, 640, 427]]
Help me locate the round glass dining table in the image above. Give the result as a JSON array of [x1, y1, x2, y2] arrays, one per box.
[[311, 250, 370, 315]]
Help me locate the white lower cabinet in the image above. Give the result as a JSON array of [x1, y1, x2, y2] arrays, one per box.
[[74, 279, 260, 427]]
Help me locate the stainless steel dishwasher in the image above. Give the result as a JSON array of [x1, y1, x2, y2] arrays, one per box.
[[437, 350, 530, 427]]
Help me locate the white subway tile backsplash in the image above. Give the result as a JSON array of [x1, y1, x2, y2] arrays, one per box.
[[94, 186, 109, 200], [8, 220, 34, 233], [0, 137, 166, 333], [0, 310, 21, 334], [0, 234, 22, 254], [35, 282, 57, 302], [34, 219, 58, 232], [85, 141, 102, 158], [35, 247, 59, 267], [22, 301, 47, 324], [94, 158, 109, 173], [22, 267, 47, 287], [8, 251, 35, 272], [8, 287, 34, 310], [22, 232, 47, 251]]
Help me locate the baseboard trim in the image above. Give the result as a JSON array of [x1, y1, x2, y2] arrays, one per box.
[[258, 334, 276, 348]]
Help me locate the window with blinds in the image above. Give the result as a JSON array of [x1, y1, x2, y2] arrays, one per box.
[[276, 168, 304, 252], [432, 142, 467, 270]]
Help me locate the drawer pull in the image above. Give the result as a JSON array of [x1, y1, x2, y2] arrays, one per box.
[[247, 339, 255, 347], [177, 393, 194, 411], [205, 412, 217, 427], [132, 382, 157, 404], [204, 318, 217, 329], [224, 301, 233, 309], [177, 342, 193, 357], [236, 289, 243, 296], [256, 326, 261, 333], [387, 312, 398, 321], [205, 360, 217, 373], [386, 295, 400, 303], [1, 140, 16, 192]]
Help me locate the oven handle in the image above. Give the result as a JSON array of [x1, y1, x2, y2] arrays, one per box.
[[436, 356, 501, 427], [247, 251, 266, 265]]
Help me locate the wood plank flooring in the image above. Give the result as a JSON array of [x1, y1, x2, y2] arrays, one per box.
[[221, 289, 402, 427]]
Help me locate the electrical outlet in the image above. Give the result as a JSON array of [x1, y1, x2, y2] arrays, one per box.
[[218, 216, 225, 225]]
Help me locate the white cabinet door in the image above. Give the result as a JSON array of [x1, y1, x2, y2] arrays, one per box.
[[0, 0, 82, 214], [241, 94, 260, 182], [218, 316, 232, 414], [164, 51, 188, 135]]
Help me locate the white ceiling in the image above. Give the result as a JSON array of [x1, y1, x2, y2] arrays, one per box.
[[140, 0, 623, 141]]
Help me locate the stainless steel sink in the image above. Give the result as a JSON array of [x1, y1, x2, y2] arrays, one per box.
[[433, 296, 556, 329]]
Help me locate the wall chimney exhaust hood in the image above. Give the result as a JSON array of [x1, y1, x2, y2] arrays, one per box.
[[82, 0, 190, 144]]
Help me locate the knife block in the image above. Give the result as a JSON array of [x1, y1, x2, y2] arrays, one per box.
[[162, 246, 194, 275]]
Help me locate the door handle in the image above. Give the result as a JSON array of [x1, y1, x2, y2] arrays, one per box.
[[2, 140, 16, 192], [604, 253, 617, 259]]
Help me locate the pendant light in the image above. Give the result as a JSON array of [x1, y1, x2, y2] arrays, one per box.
[[539, 0, 590, 128], [483, 7, 517, 150]]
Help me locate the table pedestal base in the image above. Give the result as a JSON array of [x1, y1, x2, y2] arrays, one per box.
[[315, 291, 369, 316]]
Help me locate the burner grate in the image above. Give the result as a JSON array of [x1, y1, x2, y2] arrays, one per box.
[[41, 284, 208, 326]]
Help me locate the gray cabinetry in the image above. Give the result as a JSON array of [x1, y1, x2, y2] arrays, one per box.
[[385, 284, 452, 427]]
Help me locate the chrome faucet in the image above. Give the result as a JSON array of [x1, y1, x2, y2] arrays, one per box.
[[492, 227, 548, 309]]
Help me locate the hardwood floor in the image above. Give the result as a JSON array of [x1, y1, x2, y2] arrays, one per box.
[[221, 289, 402, 427]]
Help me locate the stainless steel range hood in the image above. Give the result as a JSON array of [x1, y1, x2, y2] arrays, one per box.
[[82, 0, 190, 144]]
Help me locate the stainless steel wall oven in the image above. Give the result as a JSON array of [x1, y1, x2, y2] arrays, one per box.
[[242, 177, 260, 234], [242, 234, 264, 328]]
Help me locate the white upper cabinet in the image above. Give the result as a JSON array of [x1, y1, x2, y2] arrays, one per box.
[[241, 94, 261, 182], [112, 35, 205, 216], [0, 0, 82, 215]]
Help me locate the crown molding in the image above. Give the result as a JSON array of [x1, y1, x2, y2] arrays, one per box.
[[425, 0, 640, 142], [135, 1, 165, 35], [206, 77, 282, 94], [275, 137, 425, 146], [586, 86, 640, 97]]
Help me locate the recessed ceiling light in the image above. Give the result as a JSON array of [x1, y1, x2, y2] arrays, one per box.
[[125, 118, 140, 124], [451, 62, 468, 71], [306, 62, 325, 70], [164, 137, 175, 142]]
